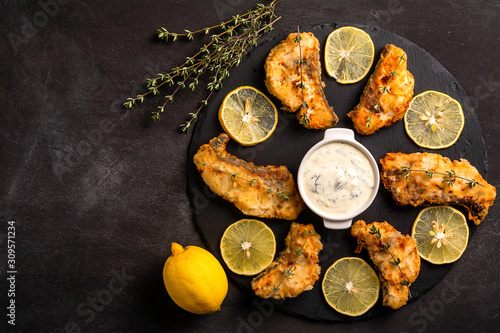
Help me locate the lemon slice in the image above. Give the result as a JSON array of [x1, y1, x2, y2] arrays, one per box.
[[411, 206, 469, 265], [220, 219, 276, 276], [325, 26, 375, 84], [218, 86, 278, 146], [322, 257, 380, 317], [404, 90, 465, 149]]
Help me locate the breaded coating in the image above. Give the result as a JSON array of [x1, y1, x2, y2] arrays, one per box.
[[193, 134, 304, 220], [252, 222, 323, 299], [351, 220, 420, 310], [265, 32, 338, 129], [380, 152, 496, 225], [348, 44, 414, 135]]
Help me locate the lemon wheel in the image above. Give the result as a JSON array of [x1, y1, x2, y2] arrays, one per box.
[[322, 257, 380, 316], [325, 26, 375, 84], [404, 90, 464, 149], [220, 219, 276, 276], [411, 206, 469, 264], [218, 86, 278, 146]]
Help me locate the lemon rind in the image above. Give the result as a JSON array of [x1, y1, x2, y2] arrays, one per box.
[[218, 86, 278, 146], [324, 26, 375, 84], [411, 206, 469, 265], [404, 90, 465, 149]]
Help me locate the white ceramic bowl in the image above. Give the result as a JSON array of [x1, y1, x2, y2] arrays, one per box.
[[297, 128, 379, 230]]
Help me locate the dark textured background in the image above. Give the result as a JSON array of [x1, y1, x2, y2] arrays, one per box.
[[1, 1, 499, 332]]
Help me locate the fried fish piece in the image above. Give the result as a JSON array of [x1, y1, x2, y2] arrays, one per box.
[[265, 32, 338, 129], [251, 222, 322, 299], [351, 220, 420, 310], [193, 134, 304, 220], [348, 44, 414, 135], [380, 152, 496, 225]]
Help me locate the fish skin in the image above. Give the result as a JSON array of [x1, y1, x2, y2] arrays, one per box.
[[380, 152, 496, 225]]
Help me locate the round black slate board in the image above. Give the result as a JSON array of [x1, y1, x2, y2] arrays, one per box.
[[186, 23, 486, 321]]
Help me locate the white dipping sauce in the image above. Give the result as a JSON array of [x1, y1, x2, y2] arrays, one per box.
[[301, 142, 376, 216]]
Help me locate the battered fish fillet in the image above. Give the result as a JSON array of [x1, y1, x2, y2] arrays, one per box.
[[351, 220, 420, 310], [251, 222, 322, 299], [380, 152, 496, 225], [193, 134, 304, 220], [265, 32, 338, 129], [348, 44, 414, 135]]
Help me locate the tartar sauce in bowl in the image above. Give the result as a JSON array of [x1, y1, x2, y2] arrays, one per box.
[[301, 142, 376, 216], [297, 128, 379, 230]]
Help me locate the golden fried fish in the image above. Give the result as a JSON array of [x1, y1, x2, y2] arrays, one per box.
[[193, 134, 304, 220], [251, 222, 322, 299], [348, 44, 414, 135], [380, 152, 496, 225], [351, 220, 420, 310], [265, 32, 338, 129]]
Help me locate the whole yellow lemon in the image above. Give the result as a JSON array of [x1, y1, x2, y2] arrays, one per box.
[[163, 242, 228, 314]]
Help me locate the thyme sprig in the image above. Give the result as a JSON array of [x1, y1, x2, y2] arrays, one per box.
[[123, 1, 282, 132], [195, 160, 291, 200], [368, 226, 411, 288], [365, 115, 373, 128], [366, 52, 407, 127], [401, 166, 484, 189], [294, 27, 310, 127], [269, 229, 315, 297]]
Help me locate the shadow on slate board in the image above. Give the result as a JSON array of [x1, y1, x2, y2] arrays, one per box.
[[186, 23, 486, 321]]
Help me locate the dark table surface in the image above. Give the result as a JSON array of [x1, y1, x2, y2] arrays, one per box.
[[2, 1, 499, 332]]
